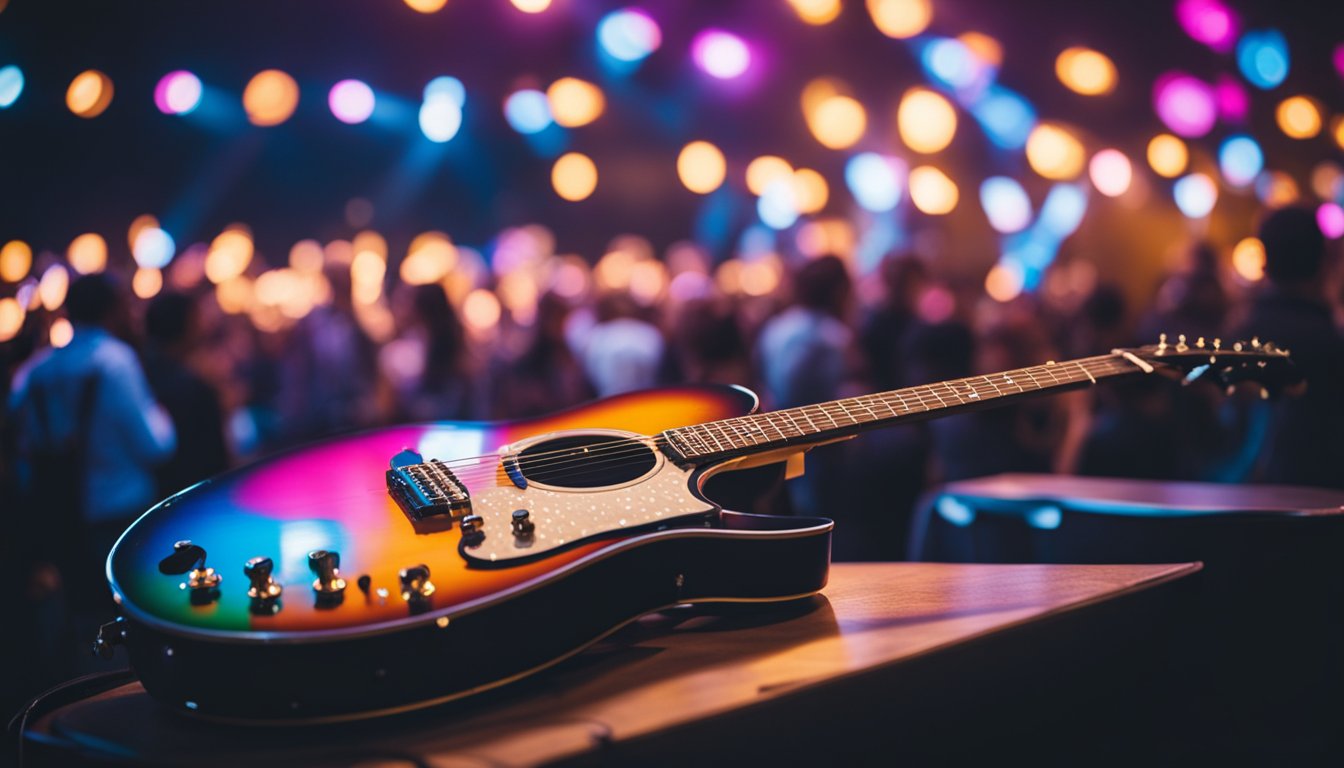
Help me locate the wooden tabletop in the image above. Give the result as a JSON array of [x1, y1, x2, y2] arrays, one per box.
[[30, 561, 1200, 767]]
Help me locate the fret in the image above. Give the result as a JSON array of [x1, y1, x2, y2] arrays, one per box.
[[1074, 359, 1097, 384], [982, 375, 1004, 398], [925, 385, 948, 409], [939, 380, 965, 406], [1022, 367, 1042, 390]]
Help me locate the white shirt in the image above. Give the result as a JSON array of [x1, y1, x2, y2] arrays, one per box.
[[10, 327, 176, 521]]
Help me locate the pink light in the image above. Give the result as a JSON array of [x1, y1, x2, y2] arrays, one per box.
[[1334, 43, 1344, 80], [154, 70, 202, 115], [1214, 74, 1249, 124], [1153, 72, 1217, 138], [692, 30, 751, 79], [1319, 203, 1344, 240], [1174, 0, 1238, 53], [329, 79, 375, 124]]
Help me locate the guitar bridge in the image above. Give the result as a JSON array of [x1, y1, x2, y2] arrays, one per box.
[[386, 450, 472, 521]]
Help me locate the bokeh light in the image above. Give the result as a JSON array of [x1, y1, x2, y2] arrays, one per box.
[[419, 93, 463, 142], [1, 240, 33, 282], [958, 32, 1003, 68], [504, 89, 553, 134], [205, 226, 255, 284], [758, 179, 800, 230], [39, 264, 69, 311], [1333, 116, 1344, 151], [677, 141, 726, 194], [510, 0, 551, 12], [403, 0, 447, 12], [68, 233, 108, 274], [1237, 29, 1289, 90], [897, 87, 957, 154], [1026, 123, 1085, 180], [792, 168, 829, 214], [1232, 237, 1265, 282], [922, 38, 991, 92], [329, 79, 375, 124], [807, 94, 866, 150], [1312, 162, 1343, 202], [786, 0, 841, 25], [692, 30, 751, 79], [1217, 135, 1263, 187], [979, 176, 1032, 233], [867, 0, 932, 39], [1255, 170, 1299, 207], [133, 267, 163, 300], [424, 76, 465, 107], [908, 166, 958, 215], [0, 298, 22, 343], [1276, 96, 1321, 139], [1213, 75, 1249, 123], [401, 232, 457, 285], [1173, 173, 1218, 218], [1175, 0, 1239, 53], [0, 65, 23, 108], [132, 227, 176, 269], [1039, 184, 1088, 238], [1319, 203, 1344, 240], [66, 70, 114, 118], [971, 87, 1036, 150], [1153, 72, 1216, 137], [1088, 149, 1132, 197], [547, 77, 605, 128], [985, 262, 1025, 302], [552, 152, 598, 201], [1147, 134, 1188, 178], [154, 70, 202, 115], [462, 288, 502, 332], [597, 9, 662, 63], [243, 70, 300, 126], [1055, 47, 1117, 96], [746, 156, 794, 197], [845, 153, 906, 213], [50, 318, 73, 349]]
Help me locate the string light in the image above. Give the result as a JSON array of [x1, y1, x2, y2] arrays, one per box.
[[401, 232, 456, 285], [1173, 173, 1218, 218], [510, 0, 552, 13], [39, 264, 69, 311], [504, 89, 552, 134], [50, 318, 73, 348], [0, 297, 23, 343], [205, 226, 255, 284], [1153, 72, 1216, 137], [1218, 136, 1263, 187], [132, 267, 163, 299], [403, 0, 448, 12], [792, 168, 829, 214]]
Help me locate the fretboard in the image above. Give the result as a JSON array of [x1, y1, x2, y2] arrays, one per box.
[[662, 353, 1141, 463]]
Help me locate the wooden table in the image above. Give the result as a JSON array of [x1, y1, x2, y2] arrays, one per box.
[[21, 562, 1199, 766]]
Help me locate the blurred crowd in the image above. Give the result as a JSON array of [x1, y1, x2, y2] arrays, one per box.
[[2, 205, 1343, 710]]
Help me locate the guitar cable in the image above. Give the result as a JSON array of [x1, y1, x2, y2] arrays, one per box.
[[7, 668, 138, 767]]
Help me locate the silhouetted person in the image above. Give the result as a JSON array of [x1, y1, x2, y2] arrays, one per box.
[[383, 283, 482, 421], [493, 291, 591, 418], [861, 253, 929, 392], [577, 291, 666, 397], [144, 291, 229, 498], [1230, 206, 1344, 487]]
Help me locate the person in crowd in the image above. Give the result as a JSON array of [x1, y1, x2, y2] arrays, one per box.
[[143, 291, 230, 499], [492, 291, 592, 418], [1228, 206, 1344, 487], [381, 282, 483, 421], [574, 290, 667, 397], [670, 295, 753, 387], [861, 252, 929, 393]]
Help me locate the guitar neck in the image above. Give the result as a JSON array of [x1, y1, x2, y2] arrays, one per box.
[[662, 353, 1142, 464]]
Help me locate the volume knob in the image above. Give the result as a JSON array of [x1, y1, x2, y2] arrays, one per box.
[[244, 556, 283, 600], [308, 550, 347, 594], [399, 564, 436, 602]]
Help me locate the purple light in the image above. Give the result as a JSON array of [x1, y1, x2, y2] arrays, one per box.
[[329, 79, 375, 124], [1174, 0, 1238, 53], [1153, 72, 1216, 138], [154, 71, 202, 115], [1319, 203, 1344, 240], [1213, 74, 1249, 124], [692, 30, 750, 79], [1334, 43, 1344, 80]]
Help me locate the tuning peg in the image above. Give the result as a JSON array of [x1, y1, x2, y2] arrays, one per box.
[[1252, 337, 1261, 348], [308, 550, 347, 595], [1213, 338, 1221, 351], [1158, 333, 1168, 350], [1176, 334, 1189, 352], [244, 556, 282, 600], [1196, 337, 1205, 348]]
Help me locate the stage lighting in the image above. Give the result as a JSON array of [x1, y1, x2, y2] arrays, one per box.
[[547, 78, 604, 128], [133, 227, 176, 269], [0, 65, 22, 108], [206, 227, 255, 284], [67, 70, 113, 118], [1218, 136, 1262, 187], [867, 0, 932, 39], [1039, 184, 1088, 237], [1088, 149, 1133, 197], [155, 71, 203, 115], [897, 88, 957, 154], [243, 70, 299, 126], [1, 240, 32, 282], [979, 177, 1032, 233], [1173, 173, 1217, 219], [923, 38, 991, 92], [1055, 47, 1117, 96], [1026, 123, 1085, 180], [909, 166, 958, 215], [419, 94, 462, 143], [758, 179, 800, 230], [1319, 203, 1344, 240], [133, 267, 163, 300], [692, 30, 750, 79], [504, 89, 552, 134], [746, 156, 793, 197], [786, 0, 841, 25], [793, 168, 829, 214], [330, 80, 375, 124], [1174, 0, 1238, 53], [0, 298, 22, 343], [1146, 134, 1188, 178], [971, 87, 1036, 150], [1276, 96, 1321, 139], [1237, 29, 1289, 90], [1213, 75, 1249, 123], [68, 233, 108, 274], [50, 318, 73, 348], [597, 9, 661, 63], [807, 94, 866, 149], [38, 264, 68, 310], [510, 0, 551, 13], [1232, 237, 1265, 282], [677, 141, 726, 194], [1153, 72, 1216, 138], [845, 153, 906, 213], [552, 152, 598, 201]]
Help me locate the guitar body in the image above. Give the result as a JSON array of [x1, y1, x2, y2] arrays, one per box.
[[107, 385, 833, 723]]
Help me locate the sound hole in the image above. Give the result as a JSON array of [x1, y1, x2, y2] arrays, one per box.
[[517, 434, 656, 489]]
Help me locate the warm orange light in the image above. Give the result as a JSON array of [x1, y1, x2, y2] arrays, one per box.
[[677, 141, 726, 194], [746, 156, 794, 196], [807, 95, 867, 150], [552, 152, 598, 202], [1276, 96, 1322, 139], [205, 226, 254, 284], [0, 297, 23, 343], [1258, 171, 1299, 208], [50, 317, 73, 348], [985, 263, 1024, 302], [68, 233, 108, 274], [403, 0, 448, 12], [215, 276, 253, 314], [1232, 238, 1265, 282], [462, 288, 502, 331], [400, 232, 457, 285], [1055, 47, 1117, 96], [1332, 116, 1344, 151], [786, 0, 841, 25], [289, 239, 325, 273], [66, 70, 113, 118], [740, 256, 782, 297], [128, 215, 159, 251], [908, 166, 958, 214], [243, 70, 300, 127], [792, 168, 829, 214], [547, 78, 605, 128], [1026, 123, 1086, 180], [39, 265, 68, 310], [510, 0, 551, 12], [1147, 134, 1188, 178], [1, 240, 32, 282], [132, 267, 163, 300], [897, 88, 957, 154], [867, 0, 932, 39], [957, 32, 1003, 68]]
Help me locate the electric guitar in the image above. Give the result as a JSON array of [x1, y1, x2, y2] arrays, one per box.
[[100, 336, 1296, 722]]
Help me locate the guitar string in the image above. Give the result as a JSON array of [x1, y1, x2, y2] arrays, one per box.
[[439, 356, 1137, 483], [435, 356, 1139, 485]]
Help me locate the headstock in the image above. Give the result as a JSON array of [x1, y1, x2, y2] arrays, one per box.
[[1115, 334, 1300, 397]]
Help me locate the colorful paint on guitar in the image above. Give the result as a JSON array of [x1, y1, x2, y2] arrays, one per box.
[[109, 385, 759, 636]]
